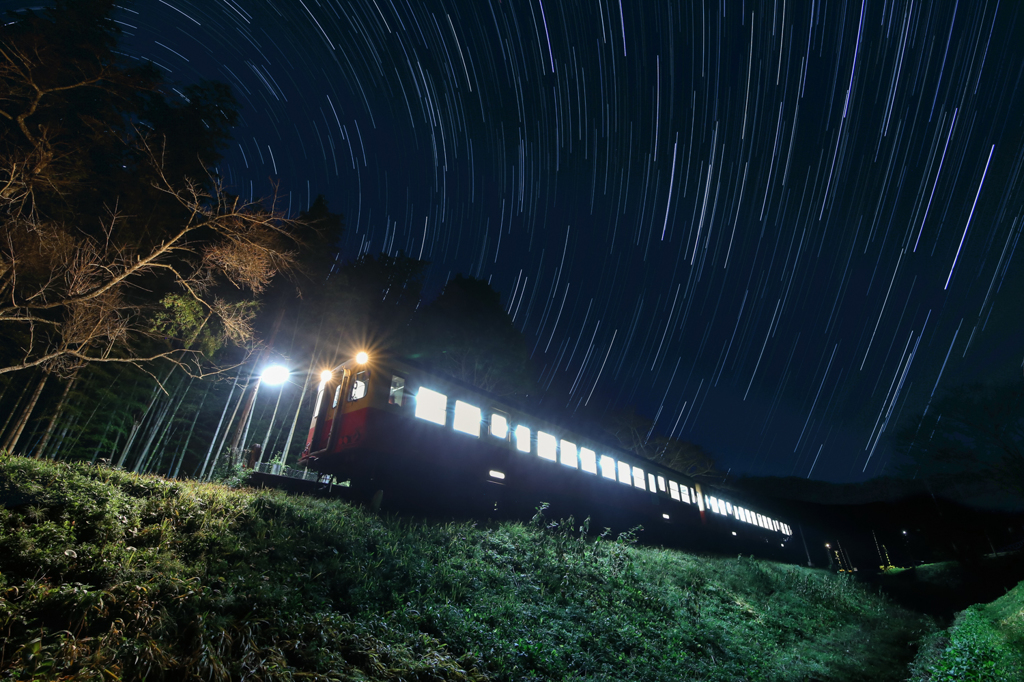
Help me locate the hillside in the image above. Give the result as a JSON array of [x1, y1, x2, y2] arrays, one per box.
[[0, 455, 935, 681], [907, 576, 1024, 680]]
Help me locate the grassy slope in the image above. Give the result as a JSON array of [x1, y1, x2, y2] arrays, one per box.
[[0, 456, 933, 681], [907, 577, 1024, 681]]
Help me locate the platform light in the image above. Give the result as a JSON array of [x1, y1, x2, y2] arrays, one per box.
[[320, 369, 333, 383], [489, 470, 506, 480], [732, 531, 737, 536], [261, 365, 289, 385], [355, 351, 369, 364], [662, 513, 670, 520]]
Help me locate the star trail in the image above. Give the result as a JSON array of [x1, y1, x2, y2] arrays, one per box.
[[17, 0, 1024, 483]]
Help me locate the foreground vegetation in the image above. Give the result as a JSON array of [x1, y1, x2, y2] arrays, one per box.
[[0, 456, 934, 680], [907, 578, 1024, 681]]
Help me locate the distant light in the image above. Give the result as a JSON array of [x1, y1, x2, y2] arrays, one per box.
[[355, 351, 369, 364], [662, 514, 670, 520], [902, 530, 907, 535], [262, 365, 289, 385], [489, 470, 505, 480], [320, 370, 333, 382], [825, 543, 831, 548], [731, 531, 737, 536]]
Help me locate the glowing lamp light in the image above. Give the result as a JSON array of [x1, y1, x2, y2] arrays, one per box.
[[320, 370, 333, 382], [261, 365, 289, 385], [355, 351, 369, 364]]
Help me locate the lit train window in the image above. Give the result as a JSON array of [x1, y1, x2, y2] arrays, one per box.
[[657, 476, 666, 492], [708, 497, 719, 514], [414, 387, 447, 426], [389, 376, 405, 406], [600, 455, 617, 479], [669, 481, 680, 501], [745, 510, 753, 524], [726, 501, 733, 514], [617, 461, 631, 484], [560, 440, 578, 468], [580, 448, 597, 474], [348, 371, 368, 401], [537, 432, 557, 461], [647, 473, 656, 491], [515, 425, 531, 452], [453, 401, 482, 437], [490, 412, 509, 439], [632, 466, 646, 490]]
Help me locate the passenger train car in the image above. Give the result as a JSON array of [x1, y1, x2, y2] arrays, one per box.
[[299, 353, 798, 560]]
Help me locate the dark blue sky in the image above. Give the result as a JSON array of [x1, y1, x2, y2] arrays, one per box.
[[10, 0, 1023, 482]]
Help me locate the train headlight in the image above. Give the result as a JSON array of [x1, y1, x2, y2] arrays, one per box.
[[320, 370, 333, 382], [355, 351, 369, 364]]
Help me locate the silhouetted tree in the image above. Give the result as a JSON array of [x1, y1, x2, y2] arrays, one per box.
[[310, 252, 426, 363], [405, 274, 531, 396], [897, 380, 1024, 497], [605, 407, 720, 480]]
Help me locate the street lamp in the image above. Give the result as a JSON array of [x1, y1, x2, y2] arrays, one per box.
[[262, 364, 289, 386], [254, 365, 290, 468], [239, 364, 290, 462]]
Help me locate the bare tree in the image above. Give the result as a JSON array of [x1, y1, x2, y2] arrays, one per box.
[[0, 145, 299, 379], [1, 4, 300, 381]]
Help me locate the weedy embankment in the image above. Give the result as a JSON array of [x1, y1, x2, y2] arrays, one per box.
[[1, 455, 933, 681]]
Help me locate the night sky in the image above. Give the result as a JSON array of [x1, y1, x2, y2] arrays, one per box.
[[9, 1, 1024, 483]]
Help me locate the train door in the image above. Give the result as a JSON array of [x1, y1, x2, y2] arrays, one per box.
[[333, 367, 371, 451], [305, 369, 350, 456]]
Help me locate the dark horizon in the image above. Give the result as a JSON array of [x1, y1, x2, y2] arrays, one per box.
[[6, 0, 1022, 484]]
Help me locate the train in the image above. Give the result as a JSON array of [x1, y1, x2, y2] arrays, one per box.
[[296, 352, 801, 561]]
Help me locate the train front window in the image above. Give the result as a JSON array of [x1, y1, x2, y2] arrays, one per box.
[[414, 387, 447, 425], [600, 455, 616, 480], [560, 440, 578, 468], [657, 476, 666, 492], [453, 401, 482, 437], [312, 382, 326, 419], [537, 432, 557, 461], [389, 375, 405, 405], [332, 384, 343, 408], [490, 412, 509, 439], [648, 473, 657, 491], [348, 371, 368, 401], [579, 448, 597, 474], [515, 425, 531, 452]]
